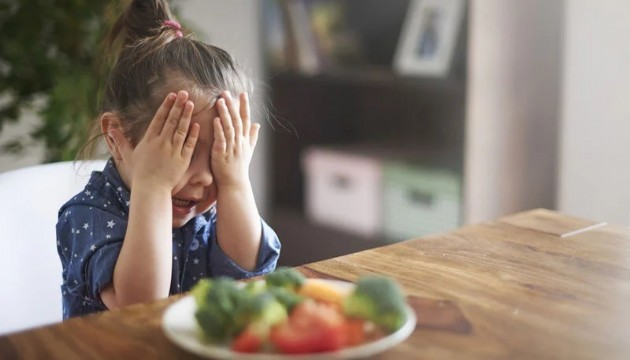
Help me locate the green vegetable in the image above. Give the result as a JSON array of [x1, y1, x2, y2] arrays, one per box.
[[243, 280, 267, 295], [268, 286, 306, 311], [265, 267, 306, 291], [342, 276, 407, 332], [193, 277, 248, 342], [192, 277, 290, 342], [236, 292, 288, 336]]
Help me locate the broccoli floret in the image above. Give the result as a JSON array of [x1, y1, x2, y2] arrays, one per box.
[[342, 276, 407, 332], [268, 286, 306, 311], [265, 267, 306, 291], [192, 277, 248, 342], [235, 292, 288, 337], [243, 280, 267, 295]]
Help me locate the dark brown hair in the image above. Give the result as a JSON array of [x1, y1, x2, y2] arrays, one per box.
[[80, 0, 251, 158]]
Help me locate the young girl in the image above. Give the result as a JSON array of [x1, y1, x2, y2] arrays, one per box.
[[56, 0, 280, 319]]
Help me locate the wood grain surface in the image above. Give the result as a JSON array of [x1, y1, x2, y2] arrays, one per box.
[[1, 209, 629, 359]]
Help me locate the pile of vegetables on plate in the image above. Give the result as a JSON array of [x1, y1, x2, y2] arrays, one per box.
[[190, 267, 408, 354]]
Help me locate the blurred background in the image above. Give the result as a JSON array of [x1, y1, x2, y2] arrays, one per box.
[[1, 0, 629, 267]]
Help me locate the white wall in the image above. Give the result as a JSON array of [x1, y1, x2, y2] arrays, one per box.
[[558, 0, 630, 225], [465, 0, 564, 224]]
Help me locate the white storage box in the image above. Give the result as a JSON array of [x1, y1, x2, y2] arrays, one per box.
[[383, 163, 461, 241], [302, 147, 382, 237]]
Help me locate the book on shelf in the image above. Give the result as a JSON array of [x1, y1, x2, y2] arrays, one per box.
[[278, 0, 322, 74]]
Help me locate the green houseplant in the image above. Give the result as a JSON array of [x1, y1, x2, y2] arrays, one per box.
[[0, 0, 186, 162], [0, 0, 128, 162]]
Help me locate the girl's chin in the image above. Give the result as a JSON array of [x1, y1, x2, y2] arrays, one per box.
[[172, 216, 193, 228], [171, 206, 196, 228]]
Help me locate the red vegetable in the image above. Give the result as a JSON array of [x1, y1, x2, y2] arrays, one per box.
[[270, 301, 346, 353], [343, 319, 366, 346], [232, 326, 264, 353]]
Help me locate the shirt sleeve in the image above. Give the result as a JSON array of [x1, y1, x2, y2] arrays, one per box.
[[208, 218, 281, 279], [58, 205, 126, 308]]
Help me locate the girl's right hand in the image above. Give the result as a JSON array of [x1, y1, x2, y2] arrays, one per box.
[[109, 90, 200, 192]]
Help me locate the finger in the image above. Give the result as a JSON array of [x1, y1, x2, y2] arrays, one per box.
[[224, 92, 242, 147], [217, 98, 235, 146], [162, 90, 188, 139], [173, 100, 194, 149], [147, 92, 177, 137], [250, 123, 260, 149], [240, 92, 251, 137], [182, 122, 200, 159], [212, 117, 227, 154], [109, 128, 133, 161]]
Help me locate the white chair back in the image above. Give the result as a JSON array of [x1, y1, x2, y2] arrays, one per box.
[[0, 160, 107, 334]]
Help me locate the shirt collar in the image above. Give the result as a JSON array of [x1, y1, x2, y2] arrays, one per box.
[[100, 158, 131, 210]]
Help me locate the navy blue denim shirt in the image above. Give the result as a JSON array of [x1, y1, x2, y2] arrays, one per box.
[[56, 159, 280, 319]]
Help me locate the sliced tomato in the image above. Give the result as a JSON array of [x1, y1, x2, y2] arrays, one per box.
[[270, 301, 347, 354], [231, 326, 263, 353], [343, 319, 366, 347]]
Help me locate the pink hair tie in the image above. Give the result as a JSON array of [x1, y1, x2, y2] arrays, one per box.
[[163, 20, 183, 38]]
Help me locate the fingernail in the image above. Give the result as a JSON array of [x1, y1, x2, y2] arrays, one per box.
[[167, 93, 176, 100]]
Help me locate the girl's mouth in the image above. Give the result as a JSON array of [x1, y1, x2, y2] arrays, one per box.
[[172, 198, 196, 209]]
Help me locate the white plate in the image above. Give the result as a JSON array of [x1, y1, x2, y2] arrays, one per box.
[[161, 280, 417, 359]]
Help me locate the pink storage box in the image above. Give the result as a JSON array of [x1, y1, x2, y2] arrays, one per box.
[[302, 147, 382, 237]]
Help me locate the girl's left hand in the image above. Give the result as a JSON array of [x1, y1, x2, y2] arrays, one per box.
[[211, 91, 260, 189]]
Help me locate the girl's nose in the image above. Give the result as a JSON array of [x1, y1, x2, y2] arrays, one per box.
[[188, 158, 213, 187]]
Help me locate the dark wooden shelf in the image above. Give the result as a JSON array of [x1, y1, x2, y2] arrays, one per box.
[[272, 208, 390, 267], [263, 0, 469, 264], [267, 67, 466, 91]]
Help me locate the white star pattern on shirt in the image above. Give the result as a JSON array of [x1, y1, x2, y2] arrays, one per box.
[[83, 223, 89, 230], [85, 190, 91, 196], [125, 200, 130, 206], [117, 187, 122, 192], [90, 245, 96, 251], [106, 234, 111, 239], [107, 220, 115, 228], [193, 258, 200, 265], [76, 229, 80, 234]]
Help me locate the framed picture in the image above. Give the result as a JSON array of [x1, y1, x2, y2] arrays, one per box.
[[393, 0, 465, 77]]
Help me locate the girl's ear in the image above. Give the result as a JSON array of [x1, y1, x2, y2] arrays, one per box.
[[100, 112, 124, 161]]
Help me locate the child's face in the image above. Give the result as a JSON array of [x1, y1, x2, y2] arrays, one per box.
[[169, 92, 218, 228]]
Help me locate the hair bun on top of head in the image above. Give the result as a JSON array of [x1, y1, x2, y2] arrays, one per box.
[[108, 0, 181, 46], [162, 19, 183, 38]]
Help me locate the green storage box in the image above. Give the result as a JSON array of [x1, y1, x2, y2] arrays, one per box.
[[383, 163, 461, 241]]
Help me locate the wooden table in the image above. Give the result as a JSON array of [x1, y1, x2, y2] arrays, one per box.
[[2, 209, 629, 359]]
